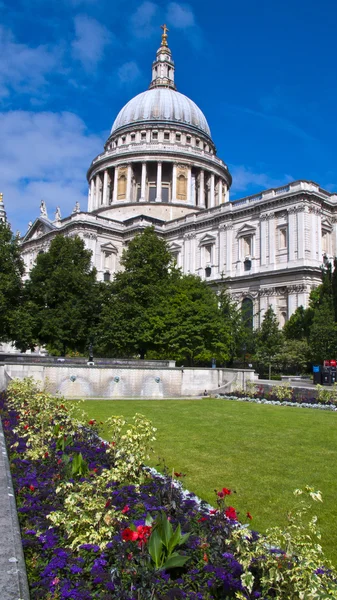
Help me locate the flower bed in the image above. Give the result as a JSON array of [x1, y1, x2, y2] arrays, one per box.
[[217, 381, 337, 411], [1, 378, 337, 599]]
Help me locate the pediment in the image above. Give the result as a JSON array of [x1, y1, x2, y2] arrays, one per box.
[[101, 242, 118, 253], [22, 218, 55, 242], [199, 233, 216, 246], [322, 218, 333, 232], [169, 242, 182, 252], [236, 223, 257, 237]]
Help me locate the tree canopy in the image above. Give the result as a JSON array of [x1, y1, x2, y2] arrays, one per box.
[[0, 223, 24, 342], [14, 235, 100, 355]]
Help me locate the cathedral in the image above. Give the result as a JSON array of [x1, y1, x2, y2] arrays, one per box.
[[4, 27, 337, 328]]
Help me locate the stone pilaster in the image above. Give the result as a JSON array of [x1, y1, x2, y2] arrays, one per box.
[[140, 162, 147, 201], [156, 162, 162, 202], [198, 169, 205, 208]]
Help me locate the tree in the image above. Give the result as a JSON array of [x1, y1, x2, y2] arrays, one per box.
[[255, 306, 284, 379], [309, 296, 337, 363], [95, 227, 176, 359], [152, 275, 233, 365], [17, 236, 100, 355], [283, 305, 312, 341], [95, 227, 234, 364], [0, 223, 24, 342]]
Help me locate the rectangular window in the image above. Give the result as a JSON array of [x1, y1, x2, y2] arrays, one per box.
[[131, 133, 135, 141], [186, 135, 191, 143], [141, 132, 146, 140], [152, 131, 158, 140], [164, 132, 170, 140], [176, 133, 181, 141]]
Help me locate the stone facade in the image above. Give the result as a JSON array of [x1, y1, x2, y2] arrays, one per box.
[[15, 30, 337, 328]]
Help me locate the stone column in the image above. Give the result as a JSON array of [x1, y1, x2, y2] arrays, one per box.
[[126, 164, 132, 202], [224, 183, 230, 203], [140, 162, 147, 201], [210, 173, 215, 208], [89, 179, 95, 211], [298, 207, 305, 260], [218, 179, 223, 205], [288, 289, 298, 317], [103, 169, 108, 206], [225, 225, 233, 276], [268, 213, 275, 266], [310, 209, 317, 261], [187, 167, 192, 204], [219, 224, 225, 274], [95, 174, 101, 208], [288, 208, 296, 261], [113, 167, 118, 203], [317, 212, 322, 261], [190, 233, 196, 272], [172, 163, 177, 202], [198, 169, 205, 208], [260, 216, 267, 266], [259, 295, 269, 325], [156, 161, 162, 202]]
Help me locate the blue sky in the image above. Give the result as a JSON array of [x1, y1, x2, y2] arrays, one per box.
[[1, 0, 337, 233]]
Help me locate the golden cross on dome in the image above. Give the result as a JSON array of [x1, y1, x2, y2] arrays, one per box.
[[0, 193, 3, 202], [161, 23, 169, 46]]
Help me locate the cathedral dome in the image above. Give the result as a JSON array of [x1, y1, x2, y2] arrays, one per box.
[[111, 88, 211, 138]]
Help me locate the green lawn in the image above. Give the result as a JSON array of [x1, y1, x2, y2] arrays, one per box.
[[80, 399, 337, 565]]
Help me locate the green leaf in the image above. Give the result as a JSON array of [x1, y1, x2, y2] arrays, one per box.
[[160, 512, 173, 550], [148, 528, 163, 568], [167, 522, 182, 554], [145, 513, 154, 527], [177, 531, 191, 547], [161, 552, 190, 570]]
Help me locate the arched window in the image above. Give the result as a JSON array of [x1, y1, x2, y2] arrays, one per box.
[[242, 297, 253, 330], [104, 272, 111, 282]]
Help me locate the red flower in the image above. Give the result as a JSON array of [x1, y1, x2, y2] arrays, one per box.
[[209, 509, 218, 515], [24, 425, 29, 430], [127, 553, 133, 560], [121, 505, 130, 514], [57, 459, 62, 465], [174, 472, 183, 477], [88, 419, 96, 425], [225, 506, 238, 520], [246, 511, 253, 520], [198, 517, 207, 522], [105, 500, 111, 508], [44, 452, 49, 458], [133, 525, 152, 547], [122, 528, 138, 542], [4, 420, 10, 427], [29, 485, 35, 492], [222, 488, 232, 496], [203, 552, 208, 562]]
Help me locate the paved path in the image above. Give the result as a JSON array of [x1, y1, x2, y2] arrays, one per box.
[[0, 420, 30, 600]]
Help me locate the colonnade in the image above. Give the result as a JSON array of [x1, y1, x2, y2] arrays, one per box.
[[88, 161, 229, 211]]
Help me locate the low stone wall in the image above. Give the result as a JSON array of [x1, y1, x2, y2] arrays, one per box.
[[0, 363, 257, 398]]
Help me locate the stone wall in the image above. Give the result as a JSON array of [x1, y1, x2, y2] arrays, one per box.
[[0, 363, 257, 398]]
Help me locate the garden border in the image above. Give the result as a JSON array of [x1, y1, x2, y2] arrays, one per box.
[[217, 394, 337, 411], [0, 417, 30, 600]]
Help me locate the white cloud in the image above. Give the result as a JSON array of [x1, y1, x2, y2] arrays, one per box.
[[118, 61, 141, 84], [0, 25, 60, 99], [229, 165, 292, 195], [0, 111, 104, 232], [166, 2, 195, 28], [72, 14, 113, 70], [130, 1, 158, 38]]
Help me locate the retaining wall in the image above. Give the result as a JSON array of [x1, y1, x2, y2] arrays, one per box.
[[0, 363, 257, 398]]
